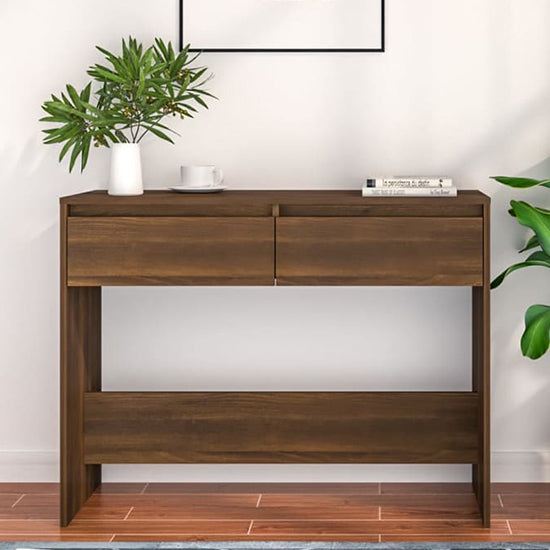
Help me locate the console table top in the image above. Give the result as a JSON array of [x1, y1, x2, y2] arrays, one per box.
[[61, 189, 489, 206]]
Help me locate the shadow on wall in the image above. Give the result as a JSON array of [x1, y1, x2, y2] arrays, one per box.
[[449, 90, 550, 178]]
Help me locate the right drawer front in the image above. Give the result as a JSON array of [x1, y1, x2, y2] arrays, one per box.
[[276, 217, 483, 286]]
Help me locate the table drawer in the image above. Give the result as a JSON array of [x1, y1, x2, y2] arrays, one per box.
[[67, 217, 274, 285], [276, 217, 483, 285]]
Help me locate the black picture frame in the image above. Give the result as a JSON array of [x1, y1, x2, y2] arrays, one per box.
[[179, 0, 385, 53]]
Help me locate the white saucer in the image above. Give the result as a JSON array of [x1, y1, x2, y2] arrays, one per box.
[[169, 185, 227, 194]]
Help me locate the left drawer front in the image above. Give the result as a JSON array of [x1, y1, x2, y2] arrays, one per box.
[[67, 217, 275, 286]]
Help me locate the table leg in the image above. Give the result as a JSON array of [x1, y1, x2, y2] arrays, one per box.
[[472, 286, 490, 522], [60, 286, 101, 526]]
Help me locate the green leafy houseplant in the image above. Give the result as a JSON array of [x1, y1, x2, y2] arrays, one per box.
[[491, 176, 550, 360], [40, 37, 215, 172]]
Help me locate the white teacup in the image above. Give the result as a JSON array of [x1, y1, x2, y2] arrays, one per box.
[[180, 165, 224, 188]]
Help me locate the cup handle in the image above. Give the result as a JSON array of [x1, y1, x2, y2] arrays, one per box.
[[213, 168, 224, 186]]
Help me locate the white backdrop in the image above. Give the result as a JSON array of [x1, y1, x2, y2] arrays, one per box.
[[1, 0, 550, 482]]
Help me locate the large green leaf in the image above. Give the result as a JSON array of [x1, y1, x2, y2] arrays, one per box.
[[492, 176, 550, 189], [511, 200, 550, 256], [491, 250, 550, 289], [521, 305, 550, 359], [519, 234, 540, 253]]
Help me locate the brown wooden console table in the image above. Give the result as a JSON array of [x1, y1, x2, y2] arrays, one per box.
[[60, 189, 490, 527]]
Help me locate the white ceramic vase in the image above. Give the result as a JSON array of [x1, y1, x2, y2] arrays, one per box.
[[108, 143, 144, 196]]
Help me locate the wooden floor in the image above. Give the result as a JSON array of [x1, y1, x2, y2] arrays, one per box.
[[0, 482, 549, 542]]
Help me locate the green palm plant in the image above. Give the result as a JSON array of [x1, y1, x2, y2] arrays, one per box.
[[40, 37, 215, 172], [491, 176, 550, 360]]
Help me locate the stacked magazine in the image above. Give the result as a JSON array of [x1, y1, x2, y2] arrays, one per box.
[[362, 177, 457, 197]]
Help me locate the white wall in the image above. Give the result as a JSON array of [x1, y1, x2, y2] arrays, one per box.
[[1, 0, 550, 482]]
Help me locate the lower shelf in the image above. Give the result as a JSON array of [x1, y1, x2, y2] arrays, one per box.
[[84, 391, 479, 464]]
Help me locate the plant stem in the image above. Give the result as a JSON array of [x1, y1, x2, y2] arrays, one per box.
[[136, 113, 165, 143]]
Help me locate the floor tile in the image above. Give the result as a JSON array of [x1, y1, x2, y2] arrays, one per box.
[[251, 519, 510, 536], [144, 482, 379, 494], [0, 507, 58, 520], [493, 483, 550, 494], [495, 494, 550, 519], [0, 494, 60, 520], [250, 519, 383, 536], [0, 535, 114, 542], [1, 482, 548, 542], [0, 520, 65, 535], [127, 494, 260, 520], [509, 519, 550, 535], [253, 494, 379, 519], [112, 535, 249, 542], [380, 494, 498, 520], [381, 482, 474, 494], [0, 496, 21, 508], [382, 534, 550, 542], [112, 534, 380, 542], [0, 484, 57, 494], [95, 483, 147, 494], [65, 519, 251, 535], [73, 506, 132, 521]]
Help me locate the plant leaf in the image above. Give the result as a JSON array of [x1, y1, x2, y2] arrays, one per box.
[[80, 82, 92, 104], [88, 65, 127, 84], [189, 67, 207, 83], [192, 88, 217, 99], [521, 305, 550, 359], [511, 200, 550, 256], [39, 115, 70, 124], [519, 234, 540, 253], [80, 135, 91, 172], [68, 140, 83, 173], [154, 38, 169, 61], [193, 94, 208, 109], [139, 124, 174, 143], [492, 176, 550, 189], [43, 101, 95, 122], [43, 124, 81, 144], [491, 250, 550, 289], [66, 84, 81, 108], [58, 136, 77, 162], [114, 129, 128, 143]]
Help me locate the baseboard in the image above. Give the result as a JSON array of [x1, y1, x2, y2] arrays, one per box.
[[1, 451, 549, 482], [0, 451, 58, 481], [492, 450, 550, 481]]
